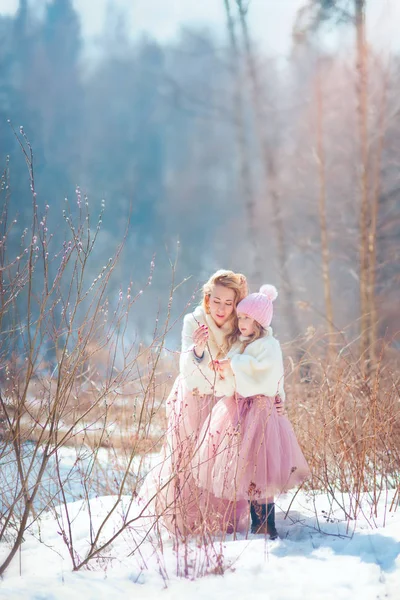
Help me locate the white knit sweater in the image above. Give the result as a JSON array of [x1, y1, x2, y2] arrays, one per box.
[[226, 330, 286, 399]]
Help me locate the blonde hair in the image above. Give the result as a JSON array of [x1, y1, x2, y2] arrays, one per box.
[[239, 321, 266, 353], [202, 269, 248, 351]]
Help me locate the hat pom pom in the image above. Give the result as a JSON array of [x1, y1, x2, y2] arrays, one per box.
[[259, 284, 278, 302]]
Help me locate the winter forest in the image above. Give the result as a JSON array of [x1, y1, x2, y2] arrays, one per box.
[[1, 0, 399, 341], [0, 0, 399, 598]]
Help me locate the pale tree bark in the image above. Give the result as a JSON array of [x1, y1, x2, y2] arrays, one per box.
[[295, 0, 382, 367], [235, 0, 301, 340], [223, 0, 261, 282], [315, 59, 335, 351], [368, 59, 391, 361], [355, 0, 371, 371]]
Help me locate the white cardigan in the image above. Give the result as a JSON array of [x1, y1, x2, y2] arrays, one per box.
[[226, 330, 286, 399], [179, 305, 238, 396]]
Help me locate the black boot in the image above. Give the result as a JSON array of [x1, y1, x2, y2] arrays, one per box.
[[250, 501, 263, 534], [266, 502, 278, 540]]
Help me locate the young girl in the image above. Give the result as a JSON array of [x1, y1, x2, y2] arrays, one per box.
[[195, 284, 310, 538]]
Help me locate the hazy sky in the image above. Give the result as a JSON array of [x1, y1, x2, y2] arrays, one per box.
[[0, 0, 398, 58]]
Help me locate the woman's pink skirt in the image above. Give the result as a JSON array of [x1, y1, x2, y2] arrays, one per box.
[[196, 394, 310, 502], [154, 376, 248, 536]]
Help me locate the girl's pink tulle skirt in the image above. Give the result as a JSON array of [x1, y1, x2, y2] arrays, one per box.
[[196, 394, 310, 502]]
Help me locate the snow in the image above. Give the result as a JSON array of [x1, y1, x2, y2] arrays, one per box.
[[0, 482, 399, 600]]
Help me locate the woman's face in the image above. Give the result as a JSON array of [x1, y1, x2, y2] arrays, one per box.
[[207, 284, 236, 326]]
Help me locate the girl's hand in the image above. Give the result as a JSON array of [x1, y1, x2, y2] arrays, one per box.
[[275, 395, 285, 416], [214, 358, 232, 375], [193, 324, 209, 357], [210, 359, 230, 380]]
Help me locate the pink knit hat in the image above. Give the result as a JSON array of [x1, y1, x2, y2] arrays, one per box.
[[236, 284, 278, 329]]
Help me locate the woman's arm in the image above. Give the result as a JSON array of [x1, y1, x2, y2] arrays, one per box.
[[179, 313, 217, 390]]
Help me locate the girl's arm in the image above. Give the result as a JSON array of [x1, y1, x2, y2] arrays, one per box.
[[230, 337, 285, 399]]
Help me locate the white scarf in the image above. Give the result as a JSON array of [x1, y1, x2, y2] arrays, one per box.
[[193, 305, 234, 358]]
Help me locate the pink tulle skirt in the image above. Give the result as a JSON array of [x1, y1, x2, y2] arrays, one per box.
[[154, 376, 248, 536], [196, 394, 310, 502]]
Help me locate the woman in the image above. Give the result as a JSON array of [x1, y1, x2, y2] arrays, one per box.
[[157, 269, 249, 537]]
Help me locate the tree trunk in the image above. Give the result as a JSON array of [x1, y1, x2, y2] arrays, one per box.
[[223, 0, 260, 282], [368, 60, 390, 364], [315, 60, 335, 351], [235, 0, 301, 340], [355, 0, 371, 372]]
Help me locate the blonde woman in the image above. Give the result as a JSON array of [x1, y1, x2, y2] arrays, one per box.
[[160, 269, 249, 536]]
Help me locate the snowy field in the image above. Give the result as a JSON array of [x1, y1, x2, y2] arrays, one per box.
[[0, 467, 399, 600]]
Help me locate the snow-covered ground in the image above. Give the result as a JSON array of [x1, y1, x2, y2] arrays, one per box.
[[0, 482, 399, 600]]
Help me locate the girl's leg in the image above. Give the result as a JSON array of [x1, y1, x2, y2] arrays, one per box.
[[266, 497, 278, 540], [250, 497, 278, 539], [249, 501, 263, 533]]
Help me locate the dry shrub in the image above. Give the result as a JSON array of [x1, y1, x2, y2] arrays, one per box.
[[0, 344, 171, 453], [285, 333, 400, 518]]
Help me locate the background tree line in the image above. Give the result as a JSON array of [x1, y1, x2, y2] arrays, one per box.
[[0, 0, 398, 364]]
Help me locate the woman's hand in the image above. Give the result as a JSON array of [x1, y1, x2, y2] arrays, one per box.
[[192, 324, 209, 357]]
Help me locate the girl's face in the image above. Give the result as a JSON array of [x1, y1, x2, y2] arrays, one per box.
[[237, 312, 257, 336], [207, 284, 236, 326]]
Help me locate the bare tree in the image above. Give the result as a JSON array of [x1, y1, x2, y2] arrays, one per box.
[[222, 0, 260, 281], [314, 58, 335, 348], [234, 0, 301, 339], [293, 0, 391, 372], [0, 129, 172, 575]]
